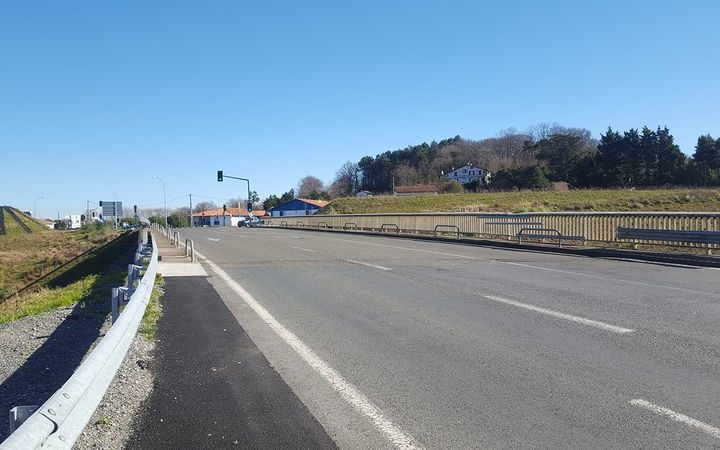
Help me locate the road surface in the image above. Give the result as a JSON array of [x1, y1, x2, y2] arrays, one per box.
[[177, 226, 720, 448]]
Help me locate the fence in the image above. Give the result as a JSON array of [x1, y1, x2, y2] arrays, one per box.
[[1, 227, 159, 449], [265, 212, 720, 251]]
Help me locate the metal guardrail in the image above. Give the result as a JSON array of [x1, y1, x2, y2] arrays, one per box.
[[264, 211, 720, 251], [516, 228, 585, 247], [434, 224, 460, 239], [317, 221, 328, 229], [1, 229, 159, 449], [380, 223, 399, 234], [617, 227, 720, 245]]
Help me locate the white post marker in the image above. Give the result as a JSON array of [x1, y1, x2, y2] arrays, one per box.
[[482, 295, 635, 334], [630, 399, 720, 439]]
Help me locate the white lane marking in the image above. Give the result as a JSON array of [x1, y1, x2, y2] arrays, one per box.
[[196, 250, 420, 449], [482, 295, 635, 334], [346, 259, 392, 271], [295, 233, 719, 297], [630, 399, 720, 439], [207, 238, 220, 242], [497, 261, 719, 298], [291, 246, 316, 253], [303, 235, 481, 260]]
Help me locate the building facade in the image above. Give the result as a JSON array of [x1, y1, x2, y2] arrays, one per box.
[[444, 164, 490, 185]]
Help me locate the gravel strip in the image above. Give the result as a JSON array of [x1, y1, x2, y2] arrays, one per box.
[[75, 335, 155, 450], [0, 303, 157, 447]]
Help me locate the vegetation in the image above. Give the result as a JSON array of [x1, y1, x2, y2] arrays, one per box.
[[0, 271, 124, 324], [0, 223, 120, 299], [139, 274, 164, 341], [320, 189, 720, 214], [2, 208, 48, 235]]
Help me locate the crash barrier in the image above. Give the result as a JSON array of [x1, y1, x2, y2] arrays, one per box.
[[380, 224, 400, 234], [2, 229, 158, 449], [516, 228, 585, 247], [264, 212, 720, 251], [434, 224, 461, 239]]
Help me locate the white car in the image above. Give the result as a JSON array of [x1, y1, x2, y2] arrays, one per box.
[[238, 216, 262, 227]]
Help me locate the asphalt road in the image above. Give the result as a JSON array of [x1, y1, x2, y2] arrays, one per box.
[[178, 226, 720, 448]]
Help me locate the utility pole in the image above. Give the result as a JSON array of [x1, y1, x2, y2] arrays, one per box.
[[189, 193, 193, 228], [86, 200, 90, 227]]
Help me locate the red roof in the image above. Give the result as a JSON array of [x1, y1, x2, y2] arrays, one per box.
[[192, 207, 266, 218]]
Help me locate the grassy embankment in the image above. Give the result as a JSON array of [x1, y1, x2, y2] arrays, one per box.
[[0, 219, 120, 299], [0, 222, 131, 324], [321, 188, 720, 214]]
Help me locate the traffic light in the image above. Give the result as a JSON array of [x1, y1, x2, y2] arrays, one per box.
[[217, 170, 223, 182], [247, 202, 252, 212]]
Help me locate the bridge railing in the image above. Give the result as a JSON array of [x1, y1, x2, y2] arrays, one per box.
[[1, 228, 159, 449], [265, 211, 720, 251]]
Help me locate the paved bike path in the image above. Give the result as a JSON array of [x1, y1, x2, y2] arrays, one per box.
[[128, 276, 336, 448]]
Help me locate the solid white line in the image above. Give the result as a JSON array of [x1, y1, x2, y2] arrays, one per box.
[[482, 295, 635, 334], [291, 246, 316, 253], [207, 238, 220, 242], [630, 399, 720, 439], [196, 250, 420, 449], [346, 259, 392, 271]]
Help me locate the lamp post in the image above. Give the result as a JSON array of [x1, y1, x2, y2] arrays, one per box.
[[153, 176, 167, 228], [110, 192, 119, 228], [33, 196, 45, 219]]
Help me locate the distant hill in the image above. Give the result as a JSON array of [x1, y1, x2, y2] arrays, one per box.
[[1, 206, 49, 235]]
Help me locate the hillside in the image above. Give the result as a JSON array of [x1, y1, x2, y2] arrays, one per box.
[[1, 206, 49, 234], [319, 189, 720, 214], [0, 223, 120, 299]]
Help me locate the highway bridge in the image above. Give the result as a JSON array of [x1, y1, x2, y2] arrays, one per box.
[[158, 226, 720, 448]]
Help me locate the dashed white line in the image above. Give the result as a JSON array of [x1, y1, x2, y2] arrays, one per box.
[[346, 259, 392, 271], [496, 261, 719, 297], [196, 250, 420, 449], [291, 246, 316, 253], [207, 238, 220, 242], [482, 295, 635, 334], [630, 399, 720, 439]]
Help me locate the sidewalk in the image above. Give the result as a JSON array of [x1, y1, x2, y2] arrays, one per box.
[[128, 232, 335, 448]]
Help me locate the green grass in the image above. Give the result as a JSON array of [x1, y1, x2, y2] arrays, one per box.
[[0, 224, 120, 299], [320, 188, 720, 214], [139, 274, 164, 341], [0, 271, 125, 324], [2, 209, 48, 234]]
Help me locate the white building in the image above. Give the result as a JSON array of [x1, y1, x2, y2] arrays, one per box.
[[444, 164, 490, 185]]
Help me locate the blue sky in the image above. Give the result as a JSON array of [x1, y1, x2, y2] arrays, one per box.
[[1, 0, 718, 218]]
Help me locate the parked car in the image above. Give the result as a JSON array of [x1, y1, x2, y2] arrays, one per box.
[[238, 216, 262, 227]]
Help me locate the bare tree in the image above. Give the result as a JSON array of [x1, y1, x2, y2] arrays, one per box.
[[330, 161, 360, 197], [193, 201, 217, 213], [297, 175, 326, 198]]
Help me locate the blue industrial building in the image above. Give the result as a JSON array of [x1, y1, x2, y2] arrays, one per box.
[[268, 198, 329, 217]]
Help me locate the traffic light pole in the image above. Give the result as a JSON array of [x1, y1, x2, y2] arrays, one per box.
[[217, 171, 252, 212]]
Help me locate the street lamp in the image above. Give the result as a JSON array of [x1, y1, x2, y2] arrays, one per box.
[[152, 176, 167, 228], [110, 192, 119, 228], [33, 196, 45, 219]]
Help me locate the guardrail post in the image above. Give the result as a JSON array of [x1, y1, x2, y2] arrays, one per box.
[[185, 239, 195, 262], [173, 231, 180, 248]]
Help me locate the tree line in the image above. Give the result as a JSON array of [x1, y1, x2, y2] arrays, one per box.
[[333, 124, 720, 193], [259, 123, 719, 207]]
